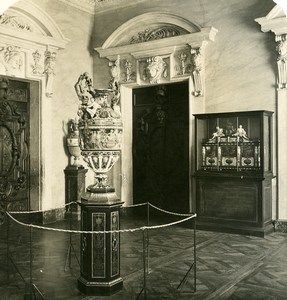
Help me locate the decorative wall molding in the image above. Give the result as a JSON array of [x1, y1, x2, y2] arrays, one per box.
[[95, 12, 217, 96], [0, 0, 69, 97]]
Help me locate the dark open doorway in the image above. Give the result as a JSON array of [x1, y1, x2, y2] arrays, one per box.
[[132, 81, 189, 213]]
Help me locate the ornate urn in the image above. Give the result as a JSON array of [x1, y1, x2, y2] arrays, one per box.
[[67, 119, 82, 167], [74, 72, 122, 202]]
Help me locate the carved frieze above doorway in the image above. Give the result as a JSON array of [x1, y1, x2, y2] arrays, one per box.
[[95, 12, 217, 97], [0, 0, 69, 97]]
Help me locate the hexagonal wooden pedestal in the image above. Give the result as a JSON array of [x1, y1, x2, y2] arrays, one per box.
[[77, 190, 123, 295]]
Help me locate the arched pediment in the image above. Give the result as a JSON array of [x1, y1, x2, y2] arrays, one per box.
[[95, 12, 217, 98], [0, 0, 69, 49], [0, 0, 69, 96], [102, 12, 201, 48], [96, 12, 217, 60]]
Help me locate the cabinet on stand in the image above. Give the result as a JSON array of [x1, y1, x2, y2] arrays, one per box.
[[193, 110, 274, 236]]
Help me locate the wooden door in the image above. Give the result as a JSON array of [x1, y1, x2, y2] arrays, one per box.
[[0, 77, 30, 213], [132, 82, 189, 213]]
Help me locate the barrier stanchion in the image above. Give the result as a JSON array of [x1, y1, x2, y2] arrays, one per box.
[[193, 216, 196, 293], [147, 203, 150, 274], [6, 205, 196, 298], [176, 212, 197, 293], [24, 225, 45, 300], [64, 203, 79, 271], [6, 210, 10, 284]]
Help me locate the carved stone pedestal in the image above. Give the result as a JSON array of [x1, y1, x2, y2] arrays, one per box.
[[77, 190, 123, 295], [64, 166, 88, 219]]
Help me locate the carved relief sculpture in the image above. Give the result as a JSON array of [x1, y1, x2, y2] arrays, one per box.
[[109, 56, 120, 90], [130, 26, 181, 44], [0, 13, 34, 32], [143, 56, 167, 84], [176, 52, 192, 75], [31, 50, 43, 75], [0, 45, 24, 77], [190, 47, 203, 96], [43, 50, 57, 97], [124, 59, 135, 82], [276, 36, 287, 89]]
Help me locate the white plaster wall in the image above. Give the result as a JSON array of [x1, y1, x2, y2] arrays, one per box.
[[31, 0, 95, 210]]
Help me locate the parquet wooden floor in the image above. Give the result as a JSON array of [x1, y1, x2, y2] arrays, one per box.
[[0, 211, 286, 300]]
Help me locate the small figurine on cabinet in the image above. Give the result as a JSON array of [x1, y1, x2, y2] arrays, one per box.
[[209, 126, 225, 141], [233, 125, 249, 141]]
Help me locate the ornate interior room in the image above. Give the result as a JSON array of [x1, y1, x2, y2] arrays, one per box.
[[0, 0, 287, 299]]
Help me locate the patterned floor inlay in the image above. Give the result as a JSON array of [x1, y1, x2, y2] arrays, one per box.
[[0, 216, 287, 299]]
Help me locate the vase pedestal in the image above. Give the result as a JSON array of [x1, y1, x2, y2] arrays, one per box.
[[64, 166, 88, 220], [77, 188, 123, 295]]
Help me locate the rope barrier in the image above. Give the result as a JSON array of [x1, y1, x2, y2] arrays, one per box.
[[8, 201, 145, 215], [6, 211, 196, 235], [124, 202, 148, 208], [8, 202, 76, 214], [148, 203, 194, 217]]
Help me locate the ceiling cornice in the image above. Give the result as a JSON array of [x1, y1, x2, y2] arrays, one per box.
[[57, 0, 95, 14], [57, 0, 147, 15]]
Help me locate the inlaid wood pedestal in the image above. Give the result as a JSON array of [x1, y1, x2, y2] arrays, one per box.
[[77, 192, 123, 295]]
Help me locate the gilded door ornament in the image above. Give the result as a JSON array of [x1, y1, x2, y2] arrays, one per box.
[[276, 36, 287, 89], [143, 56, 167, 84], [43, 50, 57, 97], [191, 47, 203, 96]]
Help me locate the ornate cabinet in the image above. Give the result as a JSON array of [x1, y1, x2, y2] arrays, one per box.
[[194, 110, 273, 236]]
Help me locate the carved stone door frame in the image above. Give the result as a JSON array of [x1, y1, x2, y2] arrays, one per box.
[[95, 12, 217, 210], [0, 0, 69, 210]]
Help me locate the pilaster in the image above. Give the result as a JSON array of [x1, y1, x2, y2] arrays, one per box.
[[256, 4, 287, 219]]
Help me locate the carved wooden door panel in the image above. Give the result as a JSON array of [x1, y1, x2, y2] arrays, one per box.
[[133, 82, 189, 213], [0, 77, 29, 219]]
